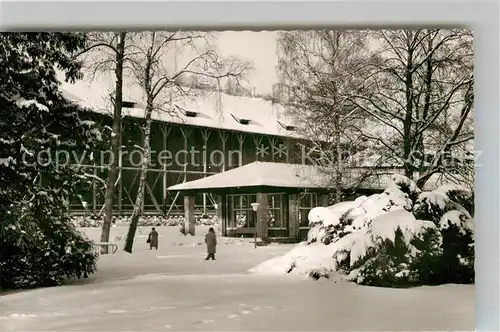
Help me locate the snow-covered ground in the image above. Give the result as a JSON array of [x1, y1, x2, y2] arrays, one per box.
[[1, 225, 474, 331]]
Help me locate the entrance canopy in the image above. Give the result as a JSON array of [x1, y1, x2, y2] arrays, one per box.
[[167, 161, 331, 193]]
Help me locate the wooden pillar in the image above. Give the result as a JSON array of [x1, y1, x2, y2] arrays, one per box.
[[215, 194, 224, 236], [268, 137, 277, 162], [256, 193, 269, 241], [236, 134, 245, 167], [180, 127, 192, 182], [219, 131, 228, 172], [184, 194, 196, 236], [162, 125, 171, 214], [92, 164, 97, 215], [285, 138, 291, 163], [288, 194, 299, 240], [253, 135, 263, 162], [201, 129, 211, 215]]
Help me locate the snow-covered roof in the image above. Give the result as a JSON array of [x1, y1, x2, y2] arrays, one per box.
[[167, 161, 331, 191], [166, 162, 403, 192], [59, 73, 301, 139], [167, 161, 461, 193]]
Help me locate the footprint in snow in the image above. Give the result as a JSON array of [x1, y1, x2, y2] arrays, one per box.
[[147, 306, 176, 311], [193, 319, 215, 325], [8, 313, 38, 319], [107, 309, 127, 314]]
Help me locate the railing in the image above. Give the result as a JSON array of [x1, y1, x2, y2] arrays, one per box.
[[92, 242, 118, 255]]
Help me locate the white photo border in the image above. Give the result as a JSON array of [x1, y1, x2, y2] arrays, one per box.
[[1, 1, 498, 331]]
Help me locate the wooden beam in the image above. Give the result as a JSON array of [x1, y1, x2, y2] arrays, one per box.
[[256, 193, 269, 242], [252, 135, 263, 161], [218, 131, 228, 172], [184, 195, 196, 236], [145, 179, 164, 215], [236, 133, 245, 167], [166, 191, 181, 216], [161, 124, 171, 214], [201, 128, 211, 215], [180, 127, 193, 182], [268, 137, 278, 162], [92, 164, 97, 215]]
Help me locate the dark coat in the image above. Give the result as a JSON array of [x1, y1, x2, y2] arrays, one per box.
[[148, 230, 159, 248], [205, 232, 217, 254]]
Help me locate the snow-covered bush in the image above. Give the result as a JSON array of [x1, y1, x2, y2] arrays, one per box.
[[345, 210, 443, 287], [0, 33, 101, 290], [1, 215, 98, 289], [250, 174, 475, 287], [434, 210, 475, 284]]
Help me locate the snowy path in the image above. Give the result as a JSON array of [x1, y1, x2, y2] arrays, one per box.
[[1, 275, 475, 331], [1, 226, 475, 331]]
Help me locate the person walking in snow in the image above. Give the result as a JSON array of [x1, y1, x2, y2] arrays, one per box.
[[204, 227, 217, 260], [147, 227, 159, 250]]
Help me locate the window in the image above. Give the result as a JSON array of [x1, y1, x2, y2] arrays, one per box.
[[277, 119, 296, 131], [267, 193, 287, 229], [298, 192, 318, 228], [122, 101, 136, 108], [229, 112, 250, 125], [227, 194, 257, 229], [175, 104, 199, 117]]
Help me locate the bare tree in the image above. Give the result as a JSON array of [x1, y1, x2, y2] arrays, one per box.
[[123, 31, 252, 253], [276, 30, 371, 202], [76, 32, 135, 253], [349, 29, 474, 188]]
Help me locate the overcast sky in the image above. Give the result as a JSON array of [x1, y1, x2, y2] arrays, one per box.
[[215, 31, 279, 95]]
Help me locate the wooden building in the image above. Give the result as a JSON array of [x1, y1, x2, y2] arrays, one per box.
[[60, 76, 401, 241], [167, 161, 332, 241], [60, 78, 326, 219]]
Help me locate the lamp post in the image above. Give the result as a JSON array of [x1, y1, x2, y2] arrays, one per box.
[[250, 202, 260, 249], [213, 203, 219, 234]]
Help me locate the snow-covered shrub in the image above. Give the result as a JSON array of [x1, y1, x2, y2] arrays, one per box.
[[250, 174, 475, 287], [0, 33, 101, 290], [306, 201, 357, 244], [434, 184, 473, 209], [391, 174, 421, 203], [413, 184, 473, 224], [342, 210, 442, 286], [306, 181, 414, 247], [413, 191, 449, 223], [433, 210, 475, 284], [1, 215, 98, 289]]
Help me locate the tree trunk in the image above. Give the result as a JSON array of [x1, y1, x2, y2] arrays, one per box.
[[402, 36, 415, 180], [334, 122, 343, 203], [124, 106, 153, 253], [100, 32, 126, 253], [124, 35, 154, 253]]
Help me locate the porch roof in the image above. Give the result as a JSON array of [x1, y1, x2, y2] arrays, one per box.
[[167, 161, 457, 194], [167, 162, 331, 192]]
